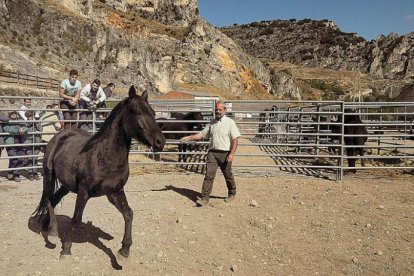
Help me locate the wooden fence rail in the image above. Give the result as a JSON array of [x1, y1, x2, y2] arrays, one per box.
[[0, 69, 60, 90]]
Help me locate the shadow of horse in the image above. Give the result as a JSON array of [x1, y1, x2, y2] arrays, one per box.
[[28, 215, 123, 270], [151, 185, 225, 203]]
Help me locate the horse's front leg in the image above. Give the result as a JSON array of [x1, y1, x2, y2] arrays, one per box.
[[107, 190, 133, 257]]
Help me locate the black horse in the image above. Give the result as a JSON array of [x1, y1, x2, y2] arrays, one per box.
[[158, 112, 203, 162], [323, 111, 368, 172], [343, 112, 368, 173], [32, 86, 166, 260]]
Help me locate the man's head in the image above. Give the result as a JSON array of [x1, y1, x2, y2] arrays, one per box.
[[215, 101, 227, 120], [9, 111, 18, 119], [69, 69, 78, 85], [23, 98, 31, 107], [25, 110, 33, 119], [107, 82, 115, 92], [91, 79, 101, 92]]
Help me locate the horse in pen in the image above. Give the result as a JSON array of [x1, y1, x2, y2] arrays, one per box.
[[157, 111, 204, 162], [321, 110, 368, 173], [31, 86, 166, 268]]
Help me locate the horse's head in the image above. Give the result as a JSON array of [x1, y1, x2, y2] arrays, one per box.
[[190, 112, 204, 130], [344, 109, 361, 124], [124, 86, 165, 152]]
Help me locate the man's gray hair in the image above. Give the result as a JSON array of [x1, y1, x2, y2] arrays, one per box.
[[216, 101, 227, 109]]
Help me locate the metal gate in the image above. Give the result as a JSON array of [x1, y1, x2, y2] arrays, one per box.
[[1, 96, 414, 181]]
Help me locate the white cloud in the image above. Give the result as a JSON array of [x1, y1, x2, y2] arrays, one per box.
[[404, 15, 414, 21]]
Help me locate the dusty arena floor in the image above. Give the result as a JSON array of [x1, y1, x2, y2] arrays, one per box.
[[0, 170, 413, 275]]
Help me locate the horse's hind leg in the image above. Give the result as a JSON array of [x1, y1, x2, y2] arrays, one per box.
[[46, 186, 70, 236], [178, 144, 184, 162], [346, 148, 356, 174], [46, 200, 59, 236], [50, 186, 70, 207], [358, 148, 365, 167], [72, 185, 90, 227], [60, 185, 90, 256], [107, 190, 133, 257]]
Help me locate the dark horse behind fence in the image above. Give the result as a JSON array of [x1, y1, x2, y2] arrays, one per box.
[[343, 111, 368, 173], [324, 110, 368, 173], [158, 111, 204, 162], [32, 86, 166, 266]]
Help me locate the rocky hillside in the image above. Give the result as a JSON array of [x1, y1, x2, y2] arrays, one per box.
[[0, 1, 411, 101], [0, 0, 302, 100], [221, 19, 414, 80]]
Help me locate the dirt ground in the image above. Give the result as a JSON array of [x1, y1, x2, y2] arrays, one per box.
[[0, 168, 413, 276]]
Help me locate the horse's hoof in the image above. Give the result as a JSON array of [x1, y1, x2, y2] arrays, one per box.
[[59, 254, 72, 261], [118, 248, 130, 258]]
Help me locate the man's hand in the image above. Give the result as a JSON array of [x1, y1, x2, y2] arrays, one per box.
[[69, 97, 77, 106], [226, 153, 234, 163], [181, 136, 189, 143]]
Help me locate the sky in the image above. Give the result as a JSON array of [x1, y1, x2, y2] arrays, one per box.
[[198, 0, 414, 40]]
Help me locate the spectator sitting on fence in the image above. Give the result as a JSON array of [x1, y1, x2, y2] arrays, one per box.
[[39, 105, 61, 143], [18, 98, 39, 121], [22, 111, 42, 181], [102, 82, 115, 105], [3, 111, 28, 182], [101, 82, 115, 119], [0, 113, 9, 158], [59, 69, 81, 130], [79, 78, 106, 130]]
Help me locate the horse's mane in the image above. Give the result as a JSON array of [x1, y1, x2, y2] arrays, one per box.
[[81, 98, 129, 152]]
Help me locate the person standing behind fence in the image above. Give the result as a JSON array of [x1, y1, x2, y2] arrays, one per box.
[[0, 114, 9, 158], [180, 101, 241, 206], [18, 98, 39, 121], [52, 103, 64, 130], [40, 105, 62, 142], [3, 111, 28, 182], [59, 69, 81, 129], [79, 79, 106, 130], [22, 111, 42, 181]]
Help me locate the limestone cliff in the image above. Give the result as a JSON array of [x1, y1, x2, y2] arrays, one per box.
[[0, 0, 300, 99]]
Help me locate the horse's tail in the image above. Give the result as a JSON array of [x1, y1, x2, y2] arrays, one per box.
[[32, 141, 59, 220]]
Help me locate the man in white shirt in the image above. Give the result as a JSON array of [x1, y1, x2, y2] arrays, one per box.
[[181, 101, 241, 206], [18, 98, 39, 121], [79, 79, 106, 130]]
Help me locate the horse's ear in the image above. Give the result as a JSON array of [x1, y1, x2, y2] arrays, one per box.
[[141, 90, 148, 102], [129, 85, 137, 99]]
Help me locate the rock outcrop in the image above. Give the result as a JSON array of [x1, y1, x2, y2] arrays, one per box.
[[221, 19, 414, 80]]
